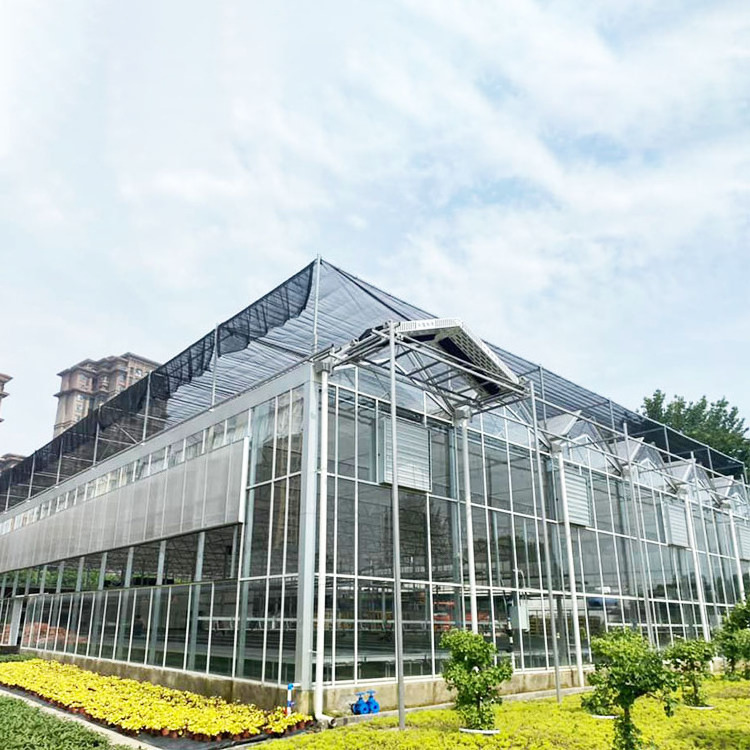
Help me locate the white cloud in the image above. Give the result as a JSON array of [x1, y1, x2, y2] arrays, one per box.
[[0, 0, 749, 455]]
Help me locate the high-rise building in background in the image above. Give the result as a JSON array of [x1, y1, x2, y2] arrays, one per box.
[[53, 353, 160, 436], [0, 374, 11, 424]]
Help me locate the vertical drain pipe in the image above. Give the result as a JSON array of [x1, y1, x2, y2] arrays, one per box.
[[314, 363, 333, 724], [555, 448, 585, 688]]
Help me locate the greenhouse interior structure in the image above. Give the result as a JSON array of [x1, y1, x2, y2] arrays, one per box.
[[1, 258, 749, 712]]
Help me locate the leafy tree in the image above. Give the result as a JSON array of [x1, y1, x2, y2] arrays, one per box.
[[641, 390, 750, 472], [587, 629, 675, 750], [440, 629, 513, 730], [715, 598, 750, 678], [664, 638, 715, 707]]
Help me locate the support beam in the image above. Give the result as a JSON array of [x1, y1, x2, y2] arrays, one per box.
[[554, 449, 585, 688], [314, 365, 330, 720], [458, 412, 478, 635], [389, 322, 406, 731], [530, 383, 561, 702], [728, 508, 746, 601]]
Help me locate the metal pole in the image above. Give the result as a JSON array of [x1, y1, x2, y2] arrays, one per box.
[[314, 367, 330, 720], [685, 459, 711, 641], [530, 383, 561, 703], [622, 423, 656, 645], [555, 450, 585, 687], [312, 255, 322, 354], [92, 421, 100, 466], [141, 373, 151, 442], [210, 324, 219, 408], [460, 414, 478, 634], [390, 322, 406, 731], [728, 507, 746, 601]]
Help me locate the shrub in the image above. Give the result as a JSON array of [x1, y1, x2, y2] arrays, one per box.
[[664, 638, 714, 707], [715, 627, 750, 679], [0, 653, 34, 663], [439, 629, 512, 730], [587, 629, 675, 750], [581, 679, 617, 716]]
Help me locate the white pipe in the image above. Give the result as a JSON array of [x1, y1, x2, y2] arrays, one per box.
[[556, 451, 585, 688], [314, 368, 333, 724], [461, 417, 478, 634]]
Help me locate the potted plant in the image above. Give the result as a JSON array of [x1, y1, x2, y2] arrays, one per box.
[[440, 629, 512, 734], [586, 629, 676, 750], [664, 638, 715, 708]]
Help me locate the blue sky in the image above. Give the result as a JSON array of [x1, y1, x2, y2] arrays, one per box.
[[1, 0, 749, 455]]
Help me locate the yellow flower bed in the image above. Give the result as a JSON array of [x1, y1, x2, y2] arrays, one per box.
[[0, 659, 312, 741]]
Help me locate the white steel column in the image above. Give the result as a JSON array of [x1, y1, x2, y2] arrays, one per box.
[[314, 364, 330, 721], [458, 410, 478, 635], [530, 383, 561, 702], [295, 369, 319, 693], [684, 465, 711, 641], [390, 322, 406, 731], [554, 449, 584, 687], [622, 424, 656, 645], [728, 508, 746, 601]]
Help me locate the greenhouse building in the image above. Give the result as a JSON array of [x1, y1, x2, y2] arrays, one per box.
[[1, 259, 749, 713]]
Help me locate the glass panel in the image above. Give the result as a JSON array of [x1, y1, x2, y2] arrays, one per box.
[[358, 581, 395, 680], [358, 484, 392, 579], [430, 498, 462, 584]]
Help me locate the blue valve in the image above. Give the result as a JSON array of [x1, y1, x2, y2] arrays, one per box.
[[350, 691, 371, 715], [365, 690, 380, 714]]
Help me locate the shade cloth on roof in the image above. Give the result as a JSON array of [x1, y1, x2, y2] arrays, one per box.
[[1, 258, 743, 512]]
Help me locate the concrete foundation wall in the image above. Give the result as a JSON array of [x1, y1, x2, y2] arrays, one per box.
[[23, 646, 583, 716], [21, 648, 286, 710]]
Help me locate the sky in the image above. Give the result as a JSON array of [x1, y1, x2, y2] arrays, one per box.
[[0, 0, 749, 457]]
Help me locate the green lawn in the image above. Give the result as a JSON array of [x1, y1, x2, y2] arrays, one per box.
[[0, 695, 131, 750], [279, 679, 750, 749]]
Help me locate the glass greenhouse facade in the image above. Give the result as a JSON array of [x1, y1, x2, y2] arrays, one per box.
[[1, 259, 749, 711]]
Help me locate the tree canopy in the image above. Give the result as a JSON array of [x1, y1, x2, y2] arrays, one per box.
[[641, 390, 750, 473]]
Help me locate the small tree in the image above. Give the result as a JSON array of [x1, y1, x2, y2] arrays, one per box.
[[440, 629, 513, 730], [664, 638, 715, 706], [587, 629, 675, 750], [715, 627, 743, 678]]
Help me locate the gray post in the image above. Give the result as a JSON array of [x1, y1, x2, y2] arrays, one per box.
[[554, 449, 585, 687], [141, 374, 151, 442], [728, 508, 746, 601], [312, 255, 322, 354], [148, 541, 167, 663], [389, 322, 406, 730], [622, 423, 656, 645], [459, 413, 478, 634], [188, 532, 205, 671], [210, 324, 219, 408], [685, 463, 711, 640], [530, 383, 561, 702]]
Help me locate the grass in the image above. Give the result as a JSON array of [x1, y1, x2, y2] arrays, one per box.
[[278, 679, 750, 749], [0, 695, 131, 750]]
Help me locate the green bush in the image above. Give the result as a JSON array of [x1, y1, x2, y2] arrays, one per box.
[[587, 629, 675, 750], [581, 678, 617, 715], [0, 695, 129, 749], [439, 628, 512, 730], [716, 626, 750, 678], [0, 653, 35, 663], [664, 638, 714, 707]]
